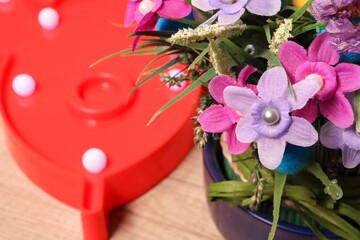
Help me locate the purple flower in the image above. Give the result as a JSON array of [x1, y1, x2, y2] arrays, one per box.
[[279, 33, 360, 128], [310, 0, 355, 22], [320, 121, 360, 168], [310, 0, 360, 53], [223, 67, 320, 170], [198, 66, 257, 154], [191, 0, 281, 25]]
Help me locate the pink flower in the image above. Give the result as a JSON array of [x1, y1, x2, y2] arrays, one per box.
[[124, 0, 192, 30], [279, 33, 360, 128], [198, 66, 257, 154]]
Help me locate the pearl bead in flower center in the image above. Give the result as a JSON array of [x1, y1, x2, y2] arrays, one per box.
[[262, 106, 280, 125], [139, 0, 155, 15]]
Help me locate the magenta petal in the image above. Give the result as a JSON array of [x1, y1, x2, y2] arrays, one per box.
[[238, 65, 257, 87], [320, 121, 344, 149], [157, 0, 192, 19], [319, 92, 354, 128], [285, 117, 318, 147], [225, 125, 250, 154], [257, 67, 288, 101], [335, 63, 360, 93], [292, 99, 318, 123], [342, 146, 360, 169], [209, 75, 236, 104], [257, 137, 286, 170], [308, 33, 340, 65], [278, 41, 307, 83], [224, 86, 257, 115], [124, 1, 137, 27], [295, 62, 337, 101], [198, 105, 233, 132], [236, 116, 258, 143]]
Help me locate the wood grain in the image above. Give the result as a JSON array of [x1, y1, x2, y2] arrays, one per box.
[[0, 121, 223, 240]]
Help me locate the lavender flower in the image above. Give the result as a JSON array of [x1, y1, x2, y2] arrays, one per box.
[[320, 121, 360, 168], [311, 0, 360, 53], [223, 67, 321, 170], [191, 0, 281, 25]]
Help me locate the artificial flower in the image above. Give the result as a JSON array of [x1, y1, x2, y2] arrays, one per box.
[[198, 66, 257, 154], [125, 0, 192, 28], [279, 32, 360, 128], [311, 0, 360, 53], [223, 67, 321, 170], [320, 121, 360, 169], [191, 0, 281, 25]]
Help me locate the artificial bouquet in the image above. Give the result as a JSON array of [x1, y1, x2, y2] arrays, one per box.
[[116, 0, 360, 239]]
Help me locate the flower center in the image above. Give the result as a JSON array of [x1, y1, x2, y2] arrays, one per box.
[[261, 106, 280, 126], [219, 0, 237, 5], [139, 0, 155, 15]]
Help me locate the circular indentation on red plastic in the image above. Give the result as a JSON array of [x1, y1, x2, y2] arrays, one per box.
[[67, 73, 135, 120]]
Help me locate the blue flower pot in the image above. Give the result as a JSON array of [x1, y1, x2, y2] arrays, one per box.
[[203, 136, 340, 240]]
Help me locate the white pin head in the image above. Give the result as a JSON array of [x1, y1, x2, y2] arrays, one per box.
[[82, 148, 107, 174], [12, 74, 36, 97], [38, 8, 59, 30]]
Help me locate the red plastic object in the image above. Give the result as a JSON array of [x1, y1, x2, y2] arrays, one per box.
[[0, 1, 201, 239]]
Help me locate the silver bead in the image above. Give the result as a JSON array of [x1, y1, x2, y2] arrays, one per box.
[[244, 44, 255, 55], [262, 106, 280, 125]]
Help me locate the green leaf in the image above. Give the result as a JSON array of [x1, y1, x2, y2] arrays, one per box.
[[292, 22, 327, 37], [147, 68, 216, 125], [127, 57, 179, 100], [268, 172, 287, 240], [173, 18, 200, 28], [259, 50, 281, 67], [263, 24, 271, 44], [289, 0, 313, 22], [188, 46, 210, 70], [129, 31, 173, 38], [336, 202, 360, 226], [299, 201, 360, 240]]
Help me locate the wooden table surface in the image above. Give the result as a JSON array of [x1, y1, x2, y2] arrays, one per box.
[[0, 121, 223, 240]]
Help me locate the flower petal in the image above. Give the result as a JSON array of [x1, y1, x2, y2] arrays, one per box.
[[342, 125, 360, 150], [308, 32, 340, 65], [238, 65, 257, 87], [257, 66, 288, 101], [284, 117, 318, 147], [236, 116, 258, 143], [192, 0, 214, 11], [218, 0, 247, 14], [225, 125, 251, 154], [257, 137, 286, 170], [320, 121, 344, 149], [295, 61, 337, 101], [292, 99, 318, 123], [209, 74, 236, 104], [157, 0, 192, 19], [335, 63, 360, 93], [217, 9, 245, 25], [319, 92, 354, 128], [278, 41, 307, 83], [245, 0, 281, 16], [124, 1, 137, 27], [342, 146, 360, 169], [198, 105, 233, 132], [224, 86, 257, 115]]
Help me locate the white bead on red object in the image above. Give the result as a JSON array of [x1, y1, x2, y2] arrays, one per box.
[[167, 69, 186, 92], [82, 148, 107, 174], [38, 8, 59, 30], [12, 74, 36, 97], [138, 0, 155, 15]]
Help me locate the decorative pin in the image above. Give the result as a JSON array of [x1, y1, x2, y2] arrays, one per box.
[[82, 148, 107, 174], [38, 7, 60, 30], [12, 74, 36, 97]]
